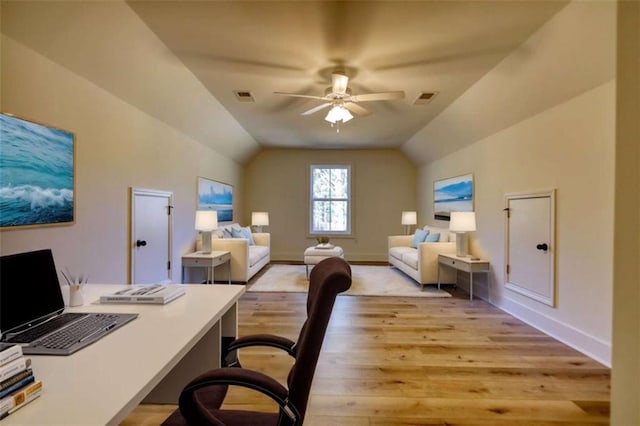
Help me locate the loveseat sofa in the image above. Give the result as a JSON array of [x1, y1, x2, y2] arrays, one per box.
[[197, 223, 270, 283], [388, 225, 457, 287]]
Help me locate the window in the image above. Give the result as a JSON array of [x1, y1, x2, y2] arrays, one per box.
[[310, 165, 351, 235]]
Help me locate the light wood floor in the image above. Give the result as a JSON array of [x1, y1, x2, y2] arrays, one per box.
[[122, 288, 610, 425]]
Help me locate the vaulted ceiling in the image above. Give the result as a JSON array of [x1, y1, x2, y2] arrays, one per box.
[[127, 1, 567, 150], [2, 1, 569, 163]]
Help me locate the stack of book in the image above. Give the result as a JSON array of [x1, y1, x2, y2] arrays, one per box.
[[0, 343, 43, 420]]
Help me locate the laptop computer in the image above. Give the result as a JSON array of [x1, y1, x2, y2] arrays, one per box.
[[0, 249, 137, 356]]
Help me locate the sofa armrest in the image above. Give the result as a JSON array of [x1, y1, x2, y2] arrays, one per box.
[[388, 235, 414, 249], [212, 238, 250, 258], [211, 238, 250, 281], [418, 241, 457, 283], [252, 232, 270, 247]]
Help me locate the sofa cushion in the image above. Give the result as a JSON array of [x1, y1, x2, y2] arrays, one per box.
[[411, 229, 429, 248], [232, 226, 255, 245], [424, 233, 440, 242], [424, 225, 454, 242], [248, 245, 269, 267], [402, 251, 419, 270], [389, 246, 415, 261]]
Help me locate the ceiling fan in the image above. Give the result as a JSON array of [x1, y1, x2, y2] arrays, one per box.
[[274, 70, 405, 125]]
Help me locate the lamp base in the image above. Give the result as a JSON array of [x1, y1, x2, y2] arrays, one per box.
[[201, 231, 212, 254], [455, 233, 470, 257], [405, 225, 412, 235]]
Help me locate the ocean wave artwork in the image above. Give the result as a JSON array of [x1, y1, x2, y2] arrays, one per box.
[[433, 174, 473, 221], [197, 177, 233, 222], [0, 113, 75, 228]]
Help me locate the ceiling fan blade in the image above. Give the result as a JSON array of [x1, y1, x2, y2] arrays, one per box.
[[343, 102, 371, 116], [274, 92, 328, 101], [301, 102, 333, 116], [331, 72, 349, 95], [350, 91, 405, 102]]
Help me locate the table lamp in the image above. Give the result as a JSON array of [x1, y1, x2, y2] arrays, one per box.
[[251, 211, 269, 232], [449, 211, 476, 257], [195, 210, 218, 254], [401, 211, 417, 235]]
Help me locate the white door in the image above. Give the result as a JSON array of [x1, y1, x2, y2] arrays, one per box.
[[505, 190, 555, 306], [131, 188, 173, 284]]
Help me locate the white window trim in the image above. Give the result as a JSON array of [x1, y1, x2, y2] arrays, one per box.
[[309, 164, 352, 235]]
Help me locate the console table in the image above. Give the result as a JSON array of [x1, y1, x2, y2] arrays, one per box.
[[437, 254, 490, 300], [182, 251, 231, 284]]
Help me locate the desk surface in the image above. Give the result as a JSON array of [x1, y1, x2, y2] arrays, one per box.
[[4, 284, 245, 426]]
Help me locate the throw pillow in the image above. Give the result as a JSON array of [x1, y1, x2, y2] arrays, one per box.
[[241, 226, 255, 245], [231, 227, 255, 245], [411, 229, 429, 248], [424, 233, 440, 242], [222, 227, 234, 238]]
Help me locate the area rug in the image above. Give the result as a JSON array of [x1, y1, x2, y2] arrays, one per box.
[[248, 264, 451, 298]]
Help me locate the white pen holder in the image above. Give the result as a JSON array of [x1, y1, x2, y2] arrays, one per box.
[[69, 285, 84, 307]]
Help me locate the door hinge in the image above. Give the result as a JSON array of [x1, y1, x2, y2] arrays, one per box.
[[167, 205, 174, 215], [506, 264, 510, 274], [167, 260, 171, 270], [503, 207, 510, 218]]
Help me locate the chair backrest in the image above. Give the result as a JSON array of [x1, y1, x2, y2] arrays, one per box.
[[285, 257, 351, 424]]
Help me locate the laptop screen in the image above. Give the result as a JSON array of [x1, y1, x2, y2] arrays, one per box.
[[0, 249, 65, 337]]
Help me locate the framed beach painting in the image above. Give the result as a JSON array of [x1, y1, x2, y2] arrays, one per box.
[[0, 113, 75, 229], [197, 177, 233, 222], [433, 173, 474, 221]]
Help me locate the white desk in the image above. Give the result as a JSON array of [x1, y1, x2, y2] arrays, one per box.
[[4, 283, 245, 426]]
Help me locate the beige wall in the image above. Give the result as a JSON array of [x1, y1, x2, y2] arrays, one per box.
[[243, 148, 416, 262], [0, 36, 243, 284], [419, 81, 615, 364], [611, 0, 640, 423], [410, 1, 616, 365]]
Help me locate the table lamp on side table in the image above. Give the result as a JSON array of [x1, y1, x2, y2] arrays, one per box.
[[196, 210, 218, 254], [449, 211, 476, 257], [251, 211, 269, 233], [401, 211, 417, 235]]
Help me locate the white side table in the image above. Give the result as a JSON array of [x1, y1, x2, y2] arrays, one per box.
[[182, 251, 231, 284], [437, 254, 490, 300]]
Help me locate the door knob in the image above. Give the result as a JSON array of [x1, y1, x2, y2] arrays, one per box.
[[536, 243, 548, 251], [136, 240, 147, 248]]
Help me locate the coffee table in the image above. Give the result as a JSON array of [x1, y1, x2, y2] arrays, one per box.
[[304, 245, 344, 278]]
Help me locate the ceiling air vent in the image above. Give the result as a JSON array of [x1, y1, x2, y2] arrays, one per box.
[[233, 90, 255, 102], [413, 92, 438, 106]]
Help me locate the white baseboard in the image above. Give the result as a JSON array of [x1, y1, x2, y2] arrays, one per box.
[[498, 296, 611, 367]]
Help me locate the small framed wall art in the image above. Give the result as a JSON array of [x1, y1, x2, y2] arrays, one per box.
[[433, 173, 474, 221], [0, 112, 75, 229]]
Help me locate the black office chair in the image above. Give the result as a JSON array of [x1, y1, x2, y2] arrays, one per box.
[[162, 256, 352, 426]]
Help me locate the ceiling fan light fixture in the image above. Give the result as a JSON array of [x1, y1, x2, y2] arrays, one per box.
[[324, 105, 353, 124]]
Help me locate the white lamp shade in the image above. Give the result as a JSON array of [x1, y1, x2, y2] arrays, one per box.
[[251, 211, 269, 227], [324, 105, 354, 124], [195, 210, 218, 231], [449, 211, 476, 232], [401, 211, 417, 226]]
